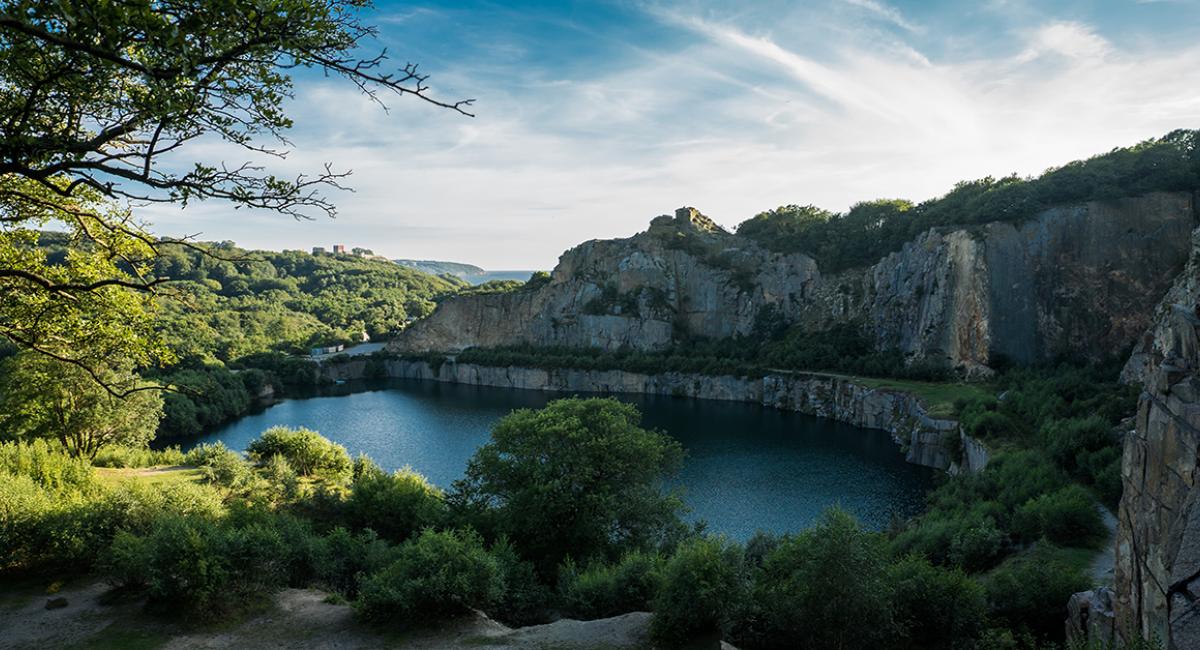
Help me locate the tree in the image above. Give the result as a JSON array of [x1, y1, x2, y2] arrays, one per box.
[[741, 508, 897, 650], [0, 0, 470, 385], [0, 351, 163, 458], [453, 398, 685, 574]]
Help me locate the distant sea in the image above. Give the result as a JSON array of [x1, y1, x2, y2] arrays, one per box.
[[463, 270, 540, 285]]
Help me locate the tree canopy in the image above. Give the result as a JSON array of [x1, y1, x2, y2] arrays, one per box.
[[0, 0, 469, 388]]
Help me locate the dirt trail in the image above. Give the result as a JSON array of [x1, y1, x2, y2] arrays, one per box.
[[0, 580, 728, 649]]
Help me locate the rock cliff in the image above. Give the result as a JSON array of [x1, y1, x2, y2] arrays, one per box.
[[321, 357, 971, 471], [393, 194, 1196, 375], [1113, 221, 1200, 649]]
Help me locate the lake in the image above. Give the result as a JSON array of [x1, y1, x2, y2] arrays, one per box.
[[184, 379, 934, 540]]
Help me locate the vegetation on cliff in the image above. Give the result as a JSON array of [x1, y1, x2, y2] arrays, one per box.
[[737, 129, 1199, 271]]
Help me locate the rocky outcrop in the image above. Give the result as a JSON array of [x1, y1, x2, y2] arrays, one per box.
[[322, 357, 973, 471], [393, 194, 1195, 376], [393, 207, 819, 353], [863, 192, 1195, 374], [1113, 219, 1200, 649]]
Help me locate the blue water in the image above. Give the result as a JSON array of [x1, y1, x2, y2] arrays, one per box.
[[183, 380, 934, 540]]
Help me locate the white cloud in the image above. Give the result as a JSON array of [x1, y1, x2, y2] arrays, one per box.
[[842, 0, 923, 33], [139, 6, 1200, 269]]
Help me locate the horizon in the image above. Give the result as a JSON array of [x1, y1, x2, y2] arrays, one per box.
[[137, 0, 1200, 268]]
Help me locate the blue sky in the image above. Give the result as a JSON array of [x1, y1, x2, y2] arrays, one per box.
[[145, 0, 1200, 268]]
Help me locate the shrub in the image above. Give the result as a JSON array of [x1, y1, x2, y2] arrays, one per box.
[[650, 537, 747, 648], [357, 528, 503, 627], [489, 536, 553, 626], [346, 463, 445, 542], [104, 515, 290, 616], [0, 439, 95, 493], [1012, 484, 1106, 547], [247, 426, 351, 480], [984, 544, 1090, 641], [888, 554, 988, 650], [93, 445, 186, 468], [560, 549, 664, 620], [186, 442, 255, 489], [737, 509, 896, 650], [312, 527, 399, 597]]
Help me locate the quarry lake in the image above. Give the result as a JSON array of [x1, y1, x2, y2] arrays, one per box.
[[183, 379, 935, 540]]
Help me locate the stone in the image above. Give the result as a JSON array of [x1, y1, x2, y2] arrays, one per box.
[[44, 596, 67, 610]]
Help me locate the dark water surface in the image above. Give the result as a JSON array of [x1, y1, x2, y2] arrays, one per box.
[[183, 380, 934, 540]]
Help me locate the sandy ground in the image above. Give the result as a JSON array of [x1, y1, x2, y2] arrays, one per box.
[[0, 579, 734, 649]]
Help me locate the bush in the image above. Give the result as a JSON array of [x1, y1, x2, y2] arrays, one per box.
[[186, 442, 255, 488], [489, 536, 553, 626], [888, 554, 988, 650], [737, 509, 896, 650], [650, 537, 747, 648], [1012, 484, 1106, 547], [984, 544, 1090, 641], [311, 527, 399, 597], [247, 426, 351, 480], [104, 515, 291, 616], [0, 439, 95, 493], [93, 445, 186, 468], [357, 528, 503, 627], [560, 550, 664, 620], [346, 462, 445, 542]]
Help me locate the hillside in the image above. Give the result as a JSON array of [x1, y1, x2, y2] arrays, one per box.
[[394, 131, 1200, 378], [395, 258, 486, 277]]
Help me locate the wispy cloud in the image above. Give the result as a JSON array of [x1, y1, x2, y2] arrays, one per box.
[[138, 1, 1200, 268], [842, 0, 923, 33]]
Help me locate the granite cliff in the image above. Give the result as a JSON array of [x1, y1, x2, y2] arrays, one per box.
[[1111, 222, 1200, 648], [394, 193, 1196, 376]]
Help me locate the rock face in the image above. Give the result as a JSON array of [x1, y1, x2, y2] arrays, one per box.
[[394, 194, 1195, 375], [1114, 222, 1200, 649], [393, 207, 819, 353], [321, 357, 970, 471]]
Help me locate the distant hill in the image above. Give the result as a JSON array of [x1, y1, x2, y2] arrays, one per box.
[[394, 259, 485, 277]]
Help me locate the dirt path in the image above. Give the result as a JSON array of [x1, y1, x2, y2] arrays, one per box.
[[1089, 502, 1119, 586], [0, 580, 728, 649]]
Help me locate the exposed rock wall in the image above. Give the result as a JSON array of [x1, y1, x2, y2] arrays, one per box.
[[321, 357, 971, 471], [393, 194, 1194, 375], [1114, 219, 1200, 648]]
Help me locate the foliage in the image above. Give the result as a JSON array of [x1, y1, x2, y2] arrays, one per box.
[[488, 535, 553, 626], [247, 426, 352, 479], [559, 550, 665, 620], [983, 544, 1090, 641], [356, 528, 503, 626], [650, 536, 748, 648], [453, 398, 685, 575], [737, 130, 1200, 271], [345, 460, 447, 542], [1012, 484, 1106, 546], [0, 352, 163, 458], [736, 508, 897, 650], [92, 445, 186, 469], [888, 554, 989, 650]]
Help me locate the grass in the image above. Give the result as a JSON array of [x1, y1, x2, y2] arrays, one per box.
[[771, 368, 995, 418], [93, 466, 205, 488]]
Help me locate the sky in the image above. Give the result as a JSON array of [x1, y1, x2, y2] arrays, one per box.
[[142, 0, 1200, 269]]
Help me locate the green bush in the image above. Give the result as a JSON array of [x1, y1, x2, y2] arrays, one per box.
[[984, 544, 1090, 641], [247, 426, 352, 479], [186, 442, 255, 488], [357, 528, 503, 627], [346, 462, 446, 542], [650, 537, 747, 648], [104, 515, 290, 616], [93, 445, 186, 468], [560, 549, 664, 620], [0, 439, 95, 493], [489, 535, 553, 626], [1012, 484, 1106, 547], [311, 527, 399, 597], [737, 509, 896, 650], [888, 554, 988, 650]]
